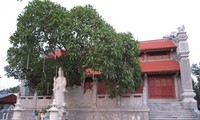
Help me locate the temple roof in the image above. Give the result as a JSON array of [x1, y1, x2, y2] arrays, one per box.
[[140, 60, 180, 74], [0, 93, 17, 104], [86, 60, 180, 75], [86, 68, 102, 76], [139, 39, 176, 51]]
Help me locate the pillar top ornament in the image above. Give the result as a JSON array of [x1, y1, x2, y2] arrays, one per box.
[[177, 25, 185, 33], [175, 25, 188, 43]]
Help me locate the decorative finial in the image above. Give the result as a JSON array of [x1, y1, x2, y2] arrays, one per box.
[[177, 25, 185, 33]]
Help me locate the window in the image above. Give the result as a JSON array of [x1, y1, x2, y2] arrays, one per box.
[[147, 51, 170, 61]]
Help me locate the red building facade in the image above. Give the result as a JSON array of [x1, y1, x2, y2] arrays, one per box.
[[87, 39, 180, 99], [139, 39, 179, 99]]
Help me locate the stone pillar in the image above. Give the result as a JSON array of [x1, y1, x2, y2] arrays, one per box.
[[143, 87, 147, 107], [49, 99, 59, 120], [89, 81, 97, 108], [142, 75, 148, 107], [174, 74, 179, 99], [12, 99, 23, 120], [34, 92, 38, 109], [144, 74, 148, 99], [175, 29, 196, 108], [20, 80, 25, 96]]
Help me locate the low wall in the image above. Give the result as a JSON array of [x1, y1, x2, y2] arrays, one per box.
[[20, 96, 52, 109], [64, 86, 149, 120], [16, 85, 149, 120]]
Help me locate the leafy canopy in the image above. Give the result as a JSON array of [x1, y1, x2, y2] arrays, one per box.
[[192, 63, 200, 109], [5, 0, 142, 97]]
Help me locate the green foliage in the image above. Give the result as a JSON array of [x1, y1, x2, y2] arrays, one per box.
[[5, 0, 142, 97], [192, 63, 200, 109]]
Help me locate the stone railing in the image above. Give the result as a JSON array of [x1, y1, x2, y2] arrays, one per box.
[[12, 96, 52, 120], [19, 92, 147, 110], [190, 101, 200, 120], [15, 86, 149, 120], [20, 95, 53, 109], [0, 112, 13, 120]]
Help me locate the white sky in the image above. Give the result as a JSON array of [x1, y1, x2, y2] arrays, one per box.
[[0, 0, 200, 90]]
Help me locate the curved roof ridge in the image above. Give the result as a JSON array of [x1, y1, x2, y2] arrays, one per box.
[[139, 39, 176, 51], [139, 38, 171, 43]]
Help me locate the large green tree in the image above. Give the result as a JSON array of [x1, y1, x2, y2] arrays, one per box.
[[192, 63, 200, 109], [5, 0, 141, 97]]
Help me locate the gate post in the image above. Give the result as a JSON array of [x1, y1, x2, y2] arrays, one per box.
[[174, 26, 196, 108]]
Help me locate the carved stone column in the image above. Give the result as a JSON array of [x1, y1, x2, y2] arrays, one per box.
[[175, 30, 196, 108], [143, 74, 148, 107]]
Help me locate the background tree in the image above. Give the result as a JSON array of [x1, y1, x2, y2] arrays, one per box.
[[0, 85, 20, 94], [191, 62, 200, 109], [5, 0, 68, 95], [5, 0, 141, 97]]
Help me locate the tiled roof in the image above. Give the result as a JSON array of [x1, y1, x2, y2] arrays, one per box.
[[43, 50, 62, 58], [0, 93, 16, 104], [139, 39, 176, 51], [140, 60, 180, 73], [86, 68, 102, 75], [87, 60, 180, 75]]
